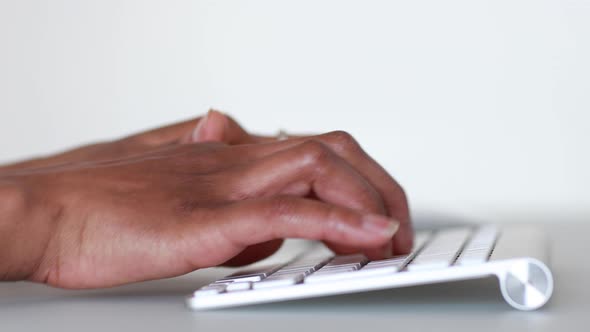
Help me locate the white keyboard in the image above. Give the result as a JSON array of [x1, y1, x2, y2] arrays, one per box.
[[187, 224, 554, 311]]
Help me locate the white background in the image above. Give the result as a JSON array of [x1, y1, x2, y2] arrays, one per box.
[[1, 0, 588, 222]]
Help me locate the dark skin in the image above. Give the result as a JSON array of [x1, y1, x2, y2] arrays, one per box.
[[0, 110, 412, 289]]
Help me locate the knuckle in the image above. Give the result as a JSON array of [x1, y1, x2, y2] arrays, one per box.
[[266, 196, 297, 221], [300, 139, 333, 165], [324, 130, 360, 153]]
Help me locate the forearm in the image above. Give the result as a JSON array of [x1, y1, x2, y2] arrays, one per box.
[[0, 176, 54, 281]]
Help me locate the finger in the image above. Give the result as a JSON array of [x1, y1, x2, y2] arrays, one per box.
[[240, 131, 412, 253], [232, 133, 411, 253], [205, 196, 400, 262], [188, 110, 258, 145], [319, 131, 412, 253], [128, 109, 258, 146], [223, 140, 387, 216]]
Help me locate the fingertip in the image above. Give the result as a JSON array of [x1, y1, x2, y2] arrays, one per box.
[[361, 214, 400, 239], [191, 110, 228, 143], [191, 113, 209, 142], [330, 213, 399, 248]]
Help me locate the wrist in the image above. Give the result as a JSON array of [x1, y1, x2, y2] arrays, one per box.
[[0, 176, 56, 281]]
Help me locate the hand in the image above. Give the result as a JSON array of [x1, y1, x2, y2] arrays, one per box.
[[1, 131, 410, 289]]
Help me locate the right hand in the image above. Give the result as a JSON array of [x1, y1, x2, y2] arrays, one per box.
[[4, 130, 410, 289]]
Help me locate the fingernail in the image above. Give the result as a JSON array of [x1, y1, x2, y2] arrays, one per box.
[[362, 214, 400, 238], [192, 113, 210, 142]]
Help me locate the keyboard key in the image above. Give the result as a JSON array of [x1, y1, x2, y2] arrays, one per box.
[[225, 282, 252, 292], [305, 232, 433, 284], [364, 256, 408, 269], [410, 231, 434, 253], [272, 268, 314, 277], [312, 266, 358, 274], [308, 254, 368, 278], [194, 284, 227, 297], [320, 264, 360, 270], [419, 228, 470, 254], [407, 228, 471, 271], [324, 254, 368, 269], [252, 273, 305, 289], [217, 264, 283, 282], [285, 256, 332, 270], [463, 226, 498, 250], [364, 231, 432, 269], [456, 248, 492, 266], [456, 226, 498, 266], [305, 265, 397, 283]]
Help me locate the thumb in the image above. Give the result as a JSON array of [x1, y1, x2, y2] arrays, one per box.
[[190, 110, 226, 143], [189, 110, 257, 144]]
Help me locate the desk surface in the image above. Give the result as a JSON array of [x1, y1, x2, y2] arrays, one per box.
[[1, 221, 588, 331]]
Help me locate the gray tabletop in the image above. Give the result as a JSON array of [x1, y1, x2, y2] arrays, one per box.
[[1, 220, 589, 331]]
